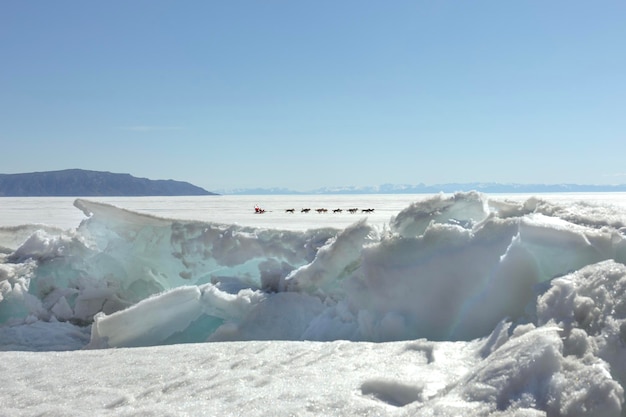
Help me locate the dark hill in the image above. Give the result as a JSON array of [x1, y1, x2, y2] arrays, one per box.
[[0, 169, 216, 196]]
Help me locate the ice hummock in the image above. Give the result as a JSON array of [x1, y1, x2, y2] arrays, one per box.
[[2, 192, 626, 415]]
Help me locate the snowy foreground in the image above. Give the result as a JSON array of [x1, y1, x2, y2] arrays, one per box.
[[2, 192, 626, 416]]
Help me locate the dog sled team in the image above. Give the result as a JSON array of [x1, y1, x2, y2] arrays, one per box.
[[255, 204, 374, 214]]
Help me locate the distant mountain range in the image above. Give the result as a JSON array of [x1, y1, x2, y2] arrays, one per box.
[[219, 183, 626, 195], [3, 170, 625, 197], [0, 169, 216, 196]]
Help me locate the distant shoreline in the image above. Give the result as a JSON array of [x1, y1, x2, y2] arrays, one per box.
[[3, 169, 626, 196], [218, 184, 626, 195], [0, 169, 216, 197]]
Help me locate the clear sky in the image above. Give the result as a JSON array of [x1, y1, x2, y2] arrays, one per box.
[[1, 1, 625, 192]]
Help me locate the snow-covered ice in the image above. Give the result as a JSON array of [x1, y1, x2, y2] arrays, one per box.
[[2, 192, 626, 416]]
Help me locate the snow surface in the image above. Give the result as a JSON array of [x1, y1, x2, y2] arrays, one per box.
[[2, 192, 626, 416]]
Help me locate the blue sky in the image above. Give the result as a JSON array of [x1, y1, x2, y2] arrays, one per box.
[[1, 1, 625, 192]]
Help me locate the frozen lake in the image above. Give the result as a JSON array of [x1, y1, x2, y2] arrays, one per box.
[[3, 192, 626, 231], [3, 191, 626, 416]]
